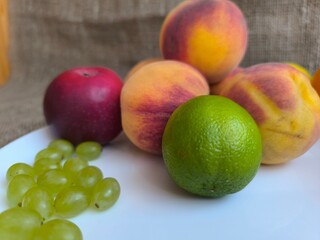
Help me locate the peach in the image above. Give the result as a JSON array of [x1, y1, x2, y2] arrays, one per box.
[[286, 62, 312, 80], [121, 60, 209, 154], [209, 67, 243, 95], [218, 63, 320, 164], [160, 0, 248, 85], [125, 58, 162, 81]]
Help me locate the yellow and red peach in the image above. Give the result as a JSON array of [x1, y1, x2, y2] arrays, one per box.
[[217, 63, 320, 164], [160, 0, 248, 85], [121, 60, 209, 154], [125, 58, 162, 81], [286, 62, 312, 80], [209, 67, 243, 95]]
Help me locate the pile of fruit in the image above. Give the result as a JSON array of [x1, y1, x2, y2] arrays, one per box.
[[42, 0, 320, 198], [2, 0, 320, 239]]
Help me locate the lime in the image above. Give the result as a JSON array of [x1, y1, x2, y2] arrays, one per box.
[[162, 95, 262, 198]]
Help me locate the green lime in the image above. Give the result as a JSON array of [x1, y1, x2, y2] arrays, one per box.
[[162, 95, 262, 198]]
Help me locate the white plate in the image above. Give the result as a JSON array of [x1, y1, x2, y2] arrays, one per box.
[[0, 127, 319, 240]]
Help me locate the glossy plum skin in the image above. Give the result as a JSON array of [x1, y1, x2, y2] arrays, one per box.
[[43, 67, 123, 145]]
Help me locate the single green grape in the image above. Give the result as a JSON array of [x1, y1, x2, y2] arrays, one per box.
[[33, 157, 61, 176], [0, 207, 43, 240], [21, 186, 55, 220], [7, 174, 36, 207], [75, 166, 103, 190], [91, 177, 121, 211], [6, 163, 35, 182], [33, 218, 83, 240], [48, 139, 74, 159], [54, 186, 90, 218], [63, 158, 88, 177], [37, 169, 73, 197], [35, 147, 63, 162], [75, 141, 102, 161]]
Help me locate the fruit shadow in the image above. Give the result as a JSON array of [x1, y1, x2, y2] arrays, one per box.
[[111, 134, 228, 202], [0, 179, 6, 205]]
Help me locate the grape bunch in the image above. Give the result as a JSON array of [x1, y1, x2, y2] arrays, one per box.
[[0, 139, 121, 240]]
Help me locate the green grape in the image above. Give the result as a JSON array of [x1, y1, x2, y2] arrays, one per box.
[[54, 186, 90, 218], [33, 157, 61, 176], [7, 174, 36, 207], [91, 177, 121, 211], [33, 218, 83, 240], [0, 228, 22, 240], [37, 169, 73, 197], [35, 147, 63, 162], [48, 139, 74, 159], [6, 163, 35, 182], [0, 207, 43, 240], [21, 186, 55, 220], [63, 158, 88, 177], [75, 141, 102, 161], [76, 166, 103, 190]]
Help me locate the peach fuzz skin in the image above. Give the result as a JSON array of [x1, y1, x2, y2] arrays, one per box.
[[217, 63, 320, 164], [125, 58, 162, 81], [121, 60, 210, 155], [210, 67, 243, 95], [160, 0, 248, 85]]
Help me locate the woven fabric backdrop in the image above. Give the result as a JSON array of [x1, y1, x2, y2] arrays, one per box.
[[0, 0, 320, 147]]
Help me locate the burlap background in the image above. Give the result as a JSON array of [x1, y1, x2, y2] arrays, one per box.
[[0, 0, 320, 147]]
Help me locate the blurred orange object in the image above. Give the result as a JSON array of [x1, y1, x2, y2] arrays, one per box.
[[312, 67, 320, 95], [0, 0, 9, 86]]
